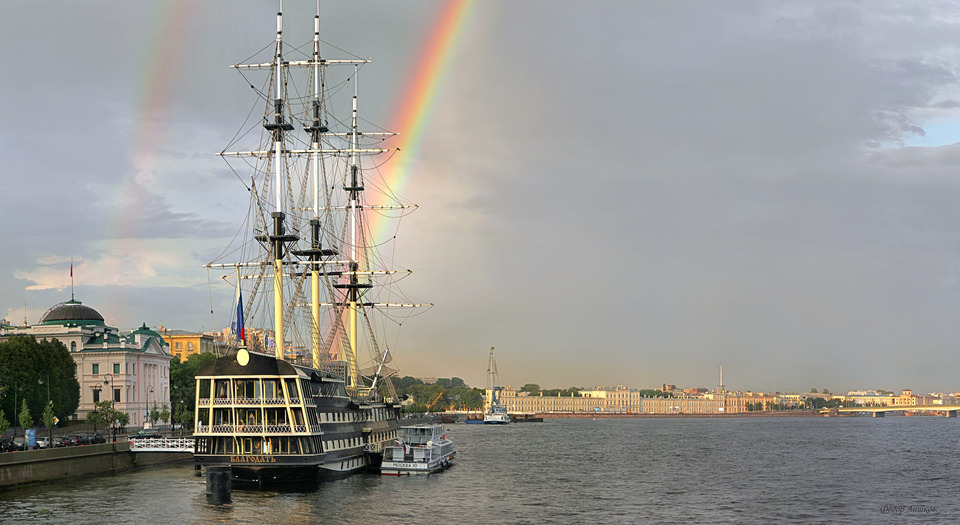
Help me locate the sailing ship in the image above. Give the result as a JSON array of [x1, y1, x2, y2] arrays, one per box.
[[484, 347, 510, 424], [193, 1, 425, 485]]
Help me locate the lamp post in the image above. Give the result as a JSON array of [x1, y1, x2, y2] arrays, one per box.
[[103, 373, 115, 442], [91, 383, 102, 433]]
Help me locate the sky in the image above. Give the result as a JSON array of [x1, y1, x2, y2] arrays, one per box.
[[5, 1, 960, 394]]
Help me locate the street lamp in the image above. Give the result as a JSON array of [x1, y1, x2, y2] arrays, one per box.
[[103, 373, 115, 442], [91, 383, 102, 433]]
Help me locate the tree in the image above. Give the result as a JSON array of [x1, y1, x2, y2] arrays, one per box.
[[42, 403, 55, 442], [821, 388, 830, 395], [0, 410, 8, 435], [169, 352, 217, 424], [18, 398, 32, 430], [149, 402, 160, 426], [810, 388, 818, 393], [520, 383, 541, 396], [160, 404, 170, 425], [0, 336, 80, 425]]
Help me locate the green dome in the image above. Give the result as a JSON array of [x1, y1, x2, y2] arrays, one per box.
[[39, 299, 105, 326]]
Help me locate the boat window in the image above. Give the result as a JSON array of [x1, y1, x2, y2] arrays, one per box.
[[213, 408, 233, 426], [235, 379, 255, 400], [284, 378, 299, 400], [197, 408, 210, 427], [215, 380, 230, 399], [198, 379, 211, 399], [263, 379, 279, 399]]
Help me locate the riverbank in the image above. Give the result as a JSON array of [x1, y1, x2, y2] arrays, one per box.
[[536, 411, 821, 419], [0, 441, 191, 488]]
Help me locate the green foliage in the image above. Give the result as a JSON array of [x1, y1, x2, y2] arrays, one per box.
[[18, 399, 32, 429], [42, 403, 55, 430], [637, 389, 672, 398], [0, 409, 8, 434], [0, 335, 80, 425], [520, 383, 541, 395], [150, 402, 160, 425], [435, 377, 466, 389], [541, 387, 583, 397], [87, 400, 128, 432], [170, 352, 217, 419], [160, 404, 170, 424], [821, 388, 830, 395]]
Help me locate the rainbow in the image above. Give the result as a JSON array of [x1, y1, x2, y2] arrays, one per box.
[[370, 0, 475, 241]]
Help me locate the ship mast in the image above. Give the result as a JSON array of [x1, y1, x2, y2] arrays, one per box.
[[265, 3, 296, 361]]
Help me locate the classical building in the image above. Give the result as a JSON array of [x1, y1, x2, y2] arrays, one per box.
[[0, 298, 172, 427]]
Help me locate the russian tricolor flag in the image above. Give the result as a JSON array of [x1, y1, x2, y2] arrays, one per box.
[[234, 283, 245, 345]]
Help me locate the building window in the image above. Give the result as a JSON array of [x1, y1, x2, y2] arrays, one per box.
[[93, 389, 100, 403], [176, 342, 182, 349], [188, 342, 194, 351], [92, 363, 99, 375], [114, 363, 120, 374], [114, 389, 121, 403], [71, 341, 76, 352]]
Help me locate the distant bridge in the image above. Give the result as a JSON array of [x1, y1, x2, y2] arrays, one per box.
[[127, 437, 194, 453], [821, 405, 960, 418]]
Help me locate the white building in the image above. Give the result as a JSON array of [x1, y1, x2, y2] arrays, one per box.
[[1, 298, 172, 427]]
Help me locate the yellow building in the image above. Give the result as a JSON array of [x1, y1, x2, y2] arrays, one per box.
[[160, 327, 218, 361]]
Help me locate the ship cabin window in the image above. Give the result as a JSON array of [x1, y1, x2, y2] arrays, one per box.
[[198, 379, 211, 399], [284, 378, 299, 400], [265, 408, 286, 426], [235, 379, 256, 400], [238, 409, 259, 427], [213, 437, 234, 454], [197, 408, 210, 427], [291, 409, 304, 426], [263, 379, 279, 400], [215, 380, 230, 399], [213, 408, 233, 426]]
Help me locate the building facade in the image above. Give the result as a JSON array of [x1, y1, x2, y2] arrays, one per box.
[[0, 299, 172, 427]]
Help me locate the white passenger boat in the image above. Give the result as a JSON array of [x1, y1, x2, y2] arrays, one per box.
[[380, 425, 455, 476]]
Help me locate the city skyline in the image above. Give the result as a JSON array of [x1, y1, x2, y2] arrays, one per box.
[[5, 2, 960, 392]]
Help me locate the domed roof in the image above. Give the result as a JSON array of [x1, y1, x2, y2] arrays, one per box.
[[39, 299, 105, 326]]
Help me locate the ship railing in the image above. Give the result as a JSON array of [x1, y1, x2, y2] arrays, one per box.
[[265, 424, 293, 433], [205, 397, 291, 406]]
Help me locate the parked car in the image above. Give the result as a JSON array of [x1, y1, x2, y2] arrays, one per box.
[[130, 429, 162, 439], [12, 437, 26, 451], [53, 436, 71, 448], [36, 436, 51, 449], [86, 432, 106, 444], [0, 436, 14, 452]]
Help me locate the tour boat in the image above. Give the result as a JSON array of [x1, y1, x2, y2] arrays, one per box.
[[380, 424, 455, 476]]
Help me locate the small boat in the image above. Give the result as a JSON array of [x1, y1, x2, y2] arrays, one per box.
[[380, 424, 455, 476], [484, 347, 511, 424]]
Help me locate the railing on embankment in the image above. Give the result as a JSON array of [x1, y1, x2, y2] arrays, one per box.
[[0, 441, 192, 488]]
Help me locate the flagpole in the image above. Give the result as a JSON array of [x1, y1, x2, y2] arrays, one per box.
[[70, 258, 74, 301]]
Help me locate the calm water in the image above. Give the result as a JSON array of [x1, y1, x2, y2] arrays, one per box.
[[1, 416, 957, 523]]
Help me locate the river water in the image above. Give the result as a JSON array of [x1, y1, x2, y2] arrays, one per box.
[[1, 416, 957, 523]]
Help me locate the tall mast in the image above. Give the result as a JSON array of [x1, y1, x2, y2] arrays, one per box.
[[264, 2, 295, 361], [346, 65, 362, 390], [301, 3, 335, 369]]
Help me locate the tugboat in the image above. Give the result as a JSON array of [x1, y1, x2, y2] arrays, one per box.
[[380, 424, 455, 476], [193, 1, 425, 485]]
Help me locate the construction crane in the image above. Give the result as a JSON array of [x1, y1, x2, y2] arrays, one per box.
[[426, 392, 444, 412]]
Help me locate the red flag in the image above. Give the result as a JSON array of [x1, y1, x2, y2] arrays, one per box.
[[70, 263, 73, 277]]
